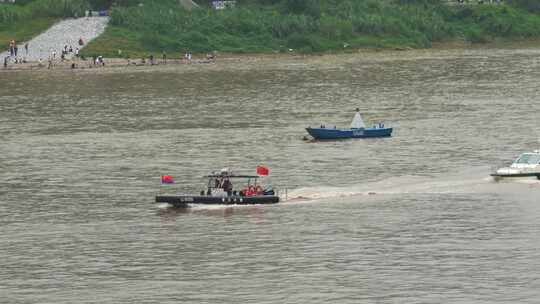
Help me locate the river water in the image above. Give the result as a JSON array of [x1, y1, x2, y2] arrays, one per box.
[[1, 47, 540, 303]]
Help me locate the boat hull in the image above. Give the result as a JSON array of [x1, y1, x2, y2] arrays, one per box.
[[156, 195, 280, 208], [490, 172, 540, 181], [306, 127, 392, 140]]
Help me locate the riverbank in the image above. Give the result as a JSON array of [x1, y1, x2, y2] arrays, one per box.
[[1, 17, 108, 62], [0, 57, 212, 72], [3, 39, 540, 74], [4, 1, 540, 60]]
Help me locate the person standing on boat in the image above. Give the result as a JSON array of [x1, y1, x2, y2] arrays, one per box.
[[222, 178, 233, 196], [351, 108, 366, 129]]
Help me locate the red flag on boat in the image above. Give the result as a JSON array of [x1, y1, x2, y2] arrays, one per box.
[[256, 165, 269, 176], [161, 175, 174, 184]]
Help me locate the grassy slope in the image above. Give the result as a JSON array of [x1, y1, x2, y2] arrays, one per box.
[[81, 1, 540, 57], [0, 17, 60, 47], [82, 1, 441, 57], [0, 0, 88, 49]]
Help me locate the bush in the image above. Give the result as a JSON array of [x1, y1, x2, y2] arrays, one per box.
[[286, 33, 323, 52], [271, 14, 316, 38], [508, 0, 540, 13], [283, 0, 320, 17]]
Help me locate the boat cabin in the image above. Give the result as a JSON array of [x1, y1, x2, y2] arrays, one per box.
[[202, 172, 272, 197], [511, 151, 540, 169]]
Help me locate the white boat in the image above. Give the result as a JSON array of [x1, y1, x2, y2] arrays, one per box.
[[491, 150, 540, 180]]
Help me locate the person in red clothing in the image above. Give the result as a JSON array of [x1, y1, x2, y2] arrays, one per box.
[[247, 185, 255, 196]]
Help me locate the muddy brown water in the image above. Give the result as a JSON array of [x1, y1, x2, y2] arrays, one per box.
[[1, 48, 540, 303]]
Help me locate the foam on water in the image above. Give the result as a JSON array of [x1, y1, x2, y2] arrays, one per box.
[[187, 203, 260, 210], [156, 203, 172, 209], [285, 167, 540, 202]]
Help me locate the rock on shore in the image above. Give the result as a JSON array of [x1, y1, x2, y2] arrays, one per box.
[[1, 17, 109, 61]]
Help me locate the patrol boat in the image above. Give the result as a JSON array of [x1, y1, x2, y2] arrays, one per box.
[[491, 150, 540, 181], [156, 168, 279, 208], [306, 108, 393, 140]]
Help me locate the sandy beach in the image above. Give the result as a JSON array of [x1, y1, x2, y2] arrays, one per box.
[[0, 48, 452, 74], [2, 39, 540, 74]]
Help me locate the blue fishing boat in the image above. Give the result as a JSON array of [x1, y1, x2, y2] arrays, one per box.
[[306, 108, 393, 140]]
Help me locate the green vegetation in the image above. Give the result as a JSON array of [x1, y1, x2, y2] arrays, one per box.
[[0, 17, 59, 46], [3, 0, 540, 57], [81, 0, 540, 57], [0, 0, 89, 47], [508, 0, 540, 13]]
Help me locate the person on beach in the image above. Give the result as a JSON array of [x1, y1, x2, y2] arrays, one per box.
[[9, 40, 15, 56], [24, 43, 28, 55], [75, 48, 80, 57], [3, 56, 7, 69], [206, 52, 216, 62], [184, 52, 191, 62], [162, 51, 166, 64]]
